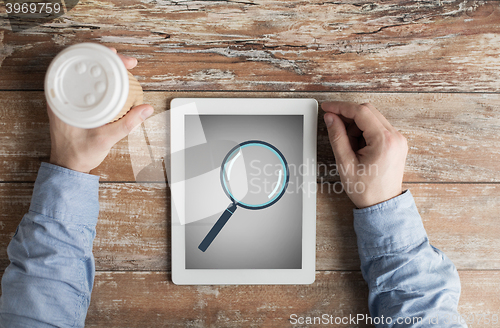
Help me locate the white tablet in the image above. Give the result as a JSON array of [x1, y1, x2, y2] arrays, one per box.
[[170, 98, 317, 285]]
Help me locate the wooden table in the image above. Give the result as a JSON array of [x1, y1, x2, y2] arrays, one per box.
[[1, 1, 499, 327]]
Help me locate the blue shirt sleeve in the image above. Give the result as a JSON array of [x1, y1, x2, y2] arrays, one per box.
[[353, 190, 467, 327], [0, 162, 100, 328]]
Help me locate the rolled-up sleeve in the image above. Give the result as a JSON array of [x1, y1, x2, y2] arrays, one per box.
[[0, 162, 99, 328], [354, 190, 467, 327]]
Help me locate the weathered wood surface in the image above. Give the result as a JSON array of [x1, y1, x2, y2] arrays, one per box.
[[1, 182, 498, 272], [0, 91, 499, 182], [84, 271, 500, 328], [1, 0, 500, 324], [86, 271, 372, 328], [1, 0, 500, 92]]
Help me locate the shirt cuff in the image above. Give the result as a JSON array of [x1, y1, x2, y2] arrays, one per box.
[[29, 162, 100, 225], [353, 190, 428, 259]]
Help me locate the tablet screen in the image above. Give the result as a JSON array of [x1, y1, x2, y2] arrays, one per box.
[[184, 114, 304, 269]]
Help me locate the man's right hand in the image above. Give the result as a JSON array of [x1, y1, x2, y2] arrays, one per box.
[[48, 49, 154, 174], [322, 102, 408, 209]]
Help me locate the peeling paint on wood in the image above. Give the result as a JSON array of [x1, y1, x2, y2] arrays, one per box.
[[82, 271, 500, 328], [1, 1, 499, 324], [86, 271, 371, 328], [0, 183, 498, 272], [0, 91, 499, 182], [1, 1, 500, 91]]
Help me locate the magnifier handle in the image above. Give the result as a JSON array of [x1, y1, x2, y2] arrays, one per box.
[[198, 203, 237, 252]]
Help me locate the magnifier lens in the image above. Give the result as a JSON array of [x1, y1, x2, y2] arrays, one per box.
[[223, 149, 248, 202], [222, 143, 287, 208], [199, 140, 289, 252]]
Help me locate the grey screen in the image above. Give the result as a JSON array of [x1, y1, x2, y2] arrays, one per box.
[[185, 115, 303, 269]]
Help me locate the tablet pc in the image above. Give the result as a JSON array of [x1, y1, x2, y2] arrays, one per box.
[[170, 98, 317, 285]]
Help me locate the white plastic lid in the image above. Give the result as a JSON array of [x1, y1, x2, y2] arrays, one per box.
[[44, 43, 129, 129]]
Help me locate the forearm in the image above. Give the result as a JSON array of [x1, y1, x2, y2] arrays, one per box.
[[0, 163, 99, 328], [354, 190, 467, 327]]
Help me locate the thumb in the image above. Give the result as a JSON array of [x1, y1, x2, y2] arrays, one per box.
[[100, 104, 154, 146], [324, 113, 357, 169]]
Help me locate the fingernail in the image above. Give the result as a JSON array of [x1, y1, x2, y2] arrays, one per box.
[[324, 114, 333, 128], [122, 54, 137, 64], [141, 107, 154, 120]]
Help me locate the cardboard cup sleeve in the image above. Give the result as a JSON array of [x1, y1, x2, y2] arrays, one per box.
[[111, 71, 144, 122]]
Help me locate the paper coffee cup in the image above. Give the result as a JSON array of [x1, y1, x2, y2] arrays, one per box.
[[111, 71, 144, 122], [45, 43, 144, 129]]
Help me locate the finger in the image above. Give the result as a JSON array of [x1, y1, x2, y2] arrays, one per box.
[[324, 113, 358, 168], [360, 102, 395, 132], [46, 104, 65, 126], [322, 101, 388, 140], [106, 46, 137, 69], [46, 104, 55, 119], [99, 104, 154, 146], [322, 102, 354, 125], [117, 53, 138, 69]]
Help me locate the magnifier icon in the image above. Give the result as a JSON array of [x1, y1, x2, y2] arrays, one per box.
[[198, 140, 289, 252]]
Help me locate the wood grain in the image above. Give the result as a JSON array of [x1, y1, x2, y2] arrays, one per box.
[[0, 91, 498, 182], [458, 271, 500, 326], [86, 271, 371, 328], [1, 182, 498, 272], [1, 0, 499, 324], [83, 271, 500, 328], [1, 1, 500, 92]]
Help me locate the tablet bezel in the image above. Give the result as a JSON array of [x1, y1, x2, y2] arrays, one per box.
[[170, 98, 317, 285]]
